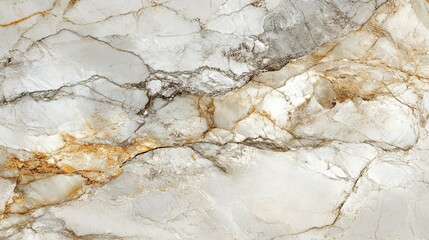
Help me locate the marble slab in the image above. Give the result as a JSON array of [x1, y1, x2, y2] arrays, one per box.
[[1, 0, 429, 239]]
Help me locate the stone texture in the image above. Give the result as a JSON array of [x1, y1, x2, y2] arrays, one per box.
[[1, 0, 429, 239]]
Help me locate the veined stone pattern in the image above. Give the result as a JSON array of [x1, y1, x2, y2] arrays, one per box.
[[1, 0, 429, 239]]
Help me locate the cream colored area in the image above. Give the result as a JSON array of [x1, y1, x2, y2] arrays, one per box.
[[1, 0, 429, 239]]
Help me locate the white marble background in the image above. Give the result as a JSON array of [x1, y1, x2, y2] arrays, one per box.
[[1, 0, 429, 239]]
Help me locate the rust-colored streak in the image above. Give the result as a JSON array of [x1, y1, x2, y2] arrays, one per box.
[[6, 152, 64, 175], [5, 156, 24, 169], [4, 134, 159, 185], [0, 11, 46, 27], [0, 0, 59, 27], [60, 164, 77, 173]]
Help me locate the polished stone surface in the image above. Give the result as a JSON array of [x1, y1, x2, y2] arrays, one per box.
[[1, 0, 429, 239]]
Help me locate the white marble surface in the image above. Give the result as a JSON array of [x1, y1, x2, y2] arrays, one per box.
[[1, 0, 429, 239]]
